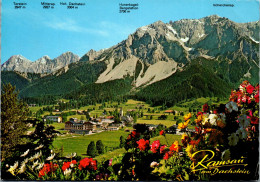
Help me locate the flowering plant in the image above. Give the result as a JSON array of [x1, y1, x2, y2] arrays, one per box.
[[3, 81, 259, 181]]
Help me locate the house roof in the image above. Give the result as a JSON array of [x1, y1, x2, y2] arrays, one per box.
[[83, 121, 96, 125], [46, 116, 61, 118], [106, 116, 114, 119], [164, 110, 174, 113]]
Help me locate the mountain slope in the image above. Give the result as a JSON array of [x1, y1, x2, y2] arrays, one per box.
[[18, 61, 106, 97], [135, 63, 232, 106], [1, 52, 80, 73], [1, 15, 259, 104]]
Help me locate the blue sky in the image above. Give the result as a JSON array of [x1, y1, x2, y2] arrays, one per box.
[[1, 0, 259, 63]]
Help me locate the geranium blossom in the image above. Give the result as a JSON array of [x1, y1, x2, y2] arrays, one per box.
[[150, 140, 160, 153], [250, 116, 259, 125], [169, 141, 180, 152], [38, 162, 58, 178], [136, 139, 149, 151], [163, 151, 173, 160], [159, 130, 165, 135], [160, 145, 167, 154], [228, 133, 239, 146], [246, 84, 255, 94], [254, 93, 259, 103], [203, 103, 209, 112], [189, 139, 200, 146], [78, 158, 97, 170], [62, 160, 77, 171]]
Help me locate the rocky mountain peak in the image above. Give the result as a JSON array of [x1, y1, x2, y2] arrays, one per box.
[[2, 52, 80, 73]]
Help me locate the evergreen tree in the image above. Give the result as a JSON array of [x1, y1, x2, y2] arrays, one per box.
[[134, 114, 138, 123], [87, 141, 96, 157], [96, 140, 104, 155], [1, 83, 29, 161], [119, 136, 125, 148]]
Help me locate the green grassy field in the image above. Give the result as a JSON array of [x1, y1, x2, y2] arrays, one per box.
[[137, 119, 176, 128], [150, 134, 182, 145], [52, 130, 129, 158], [94, 148, 126, 162]]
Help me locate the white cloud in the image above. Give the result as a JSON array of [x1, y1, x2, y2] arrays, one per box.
[[45, 18, 109, 36]]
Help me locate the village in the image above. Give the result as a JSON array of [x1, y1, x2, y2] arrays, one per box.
[[41, 106, 192, 136], [26, 98, 214, 159]]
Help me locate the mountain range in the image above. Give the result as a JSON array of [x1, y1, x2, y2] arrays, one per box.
[[2, 15, 259, 105]]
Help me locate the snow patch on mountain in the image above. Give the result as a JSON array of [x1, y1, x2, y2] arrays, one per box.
[[166, 25, 178, 35], [250, 37, 259, 44], [198, 33, 205, 38], [180, 37, 189, 42]]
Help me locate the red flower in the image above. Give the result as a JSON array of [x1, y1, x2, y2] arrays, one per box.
[[160, 145, 167, 154], [163, 152, 170, 160], [132, 169, 135, 176], [189, 139, 200, 145], [61, 160, 77, 171], [62, 162, 71, 171], [38, 162, 58, 178], [169, 143, 177, 152], [163, 151, 173, 160], [246, 84, 255, 94], [251, 116, 259, 125], [159, 130, 165, 135], [203, 103, 209, 113], [127, 131, 139, 140], [150, 140, 160, 153], [136, 139, 149, 151], [78, 158, 97, 170], [197, 112, 203, 116], [242, 96, 247, 103], [254, 93, 259, 103], [169, 141, 181, 152], [195, 127, 199, 132], [131, 131, 137, 138]]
